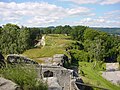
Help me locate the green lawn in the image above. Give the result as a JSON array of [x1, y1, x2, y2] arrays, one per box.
[[79, 62, 120, 90], [23, 34, 74, 61]]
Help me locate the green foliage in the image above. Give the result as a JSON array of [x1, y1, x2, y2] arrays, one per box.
[[69, 49, 89, 66], [1, 23, 120, 63], [65, 41, 84, 50], [84, 28, 99, 40], [0, 65, 48, 90], [68, 27, 120, 63], [0, 24, 42, 54], [117, 55, 120, 64], [23, 34, 73, 60], [71, 26, 87, 41]]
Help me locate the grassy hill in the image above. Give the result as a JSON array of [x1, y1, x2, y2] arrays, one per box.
[[23, 34, 74, 61]]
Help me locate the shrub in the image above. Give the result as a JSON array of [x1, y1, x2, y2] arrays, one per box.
[[0, 65, 48, 90]]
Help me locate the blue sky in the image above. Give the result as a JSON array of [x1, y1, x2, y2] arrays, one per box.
[[0, 0, 120, 27]]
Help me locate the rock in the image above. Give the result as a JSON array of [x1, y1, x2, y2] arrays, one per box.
[[53, 54, 68, 66], [43, 77, 62, 90], [6, 54, 38, 64], [106, 63, 119, 71], [0, 77, 21, 90]]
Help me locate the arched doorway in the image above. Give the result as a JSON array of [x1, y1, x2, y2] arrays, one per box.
[[44, 70, 53, 77]]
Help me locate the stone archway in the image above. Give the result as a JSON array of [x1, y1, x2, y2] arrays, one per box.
[[43, 70, 53, 77]]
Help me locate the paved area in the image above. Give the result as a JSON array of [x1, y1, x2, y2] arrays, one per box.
[[102, 71, 120, 85]]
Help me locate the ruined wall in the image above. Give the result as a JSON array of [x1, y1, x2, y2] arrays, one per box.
[[40, 65, 72, 90]]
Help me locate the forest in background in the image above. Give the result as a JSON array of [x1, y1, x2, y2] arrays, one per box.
[[0, 23, 120, 63]]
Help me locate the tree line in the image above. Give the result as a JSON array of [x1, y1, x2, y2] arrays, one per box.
[[0, 23, 42, 54], [43, 25, 120, 63], [0, 23, 120, 63]]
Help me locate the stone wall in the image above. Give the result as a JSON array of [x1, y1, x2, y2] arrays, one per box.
[[39, 65, 72, 90], [6, 54, 38, 64]]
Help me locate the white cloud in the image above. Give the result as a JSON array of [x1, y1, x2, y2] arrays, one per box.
[[70, 10, 120, 27], [100, 10, 120, 21], [61, 0, 99, 4], [74, 17, 120, 27], [68, 7, 90, 15], [0, 2, 91, 26], [100, 0, 120, 5], [61, 0, 120, 5]]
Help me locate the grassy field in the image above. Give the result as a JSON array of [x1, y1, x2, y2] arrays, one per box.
[[23, 34, 74, 61], [79, 62, 120, 90]]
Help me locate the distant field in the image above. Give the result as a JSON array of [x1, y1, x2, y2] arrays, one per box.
[[79, 62, 120, 90], [23, 34, 74, 61]]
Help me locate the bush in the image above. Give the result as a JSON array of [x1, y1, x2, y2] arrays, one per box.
[[80, 70, 85, 76], [0, 65, 48, 90]]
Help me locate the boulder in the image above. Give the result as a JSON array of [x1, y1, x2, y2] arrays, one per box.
[[43, 77, 62, 90], [53, 54, 68, 66], [6, 54, 38, 64], [0, 77, 21, 90]]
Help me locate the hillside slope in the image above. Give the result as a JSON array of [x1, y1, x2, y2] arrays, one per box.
[[23, 34, 73, 62]]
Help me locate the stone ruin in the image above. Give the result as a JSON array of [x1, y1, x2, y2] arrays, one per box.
[[52, 54, 69, 66], [39, 65, 73, 90], [38, 54, 69, 67], [0, 77, 21, 90], [0, 54, 79, 90], [6, 54, 38, 64]]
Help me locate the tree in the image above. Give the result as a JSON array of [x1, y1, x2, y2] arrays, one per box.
[[84, 28, 99, 40], [0, 23, 42, 54], [71, 26, 87, 41]]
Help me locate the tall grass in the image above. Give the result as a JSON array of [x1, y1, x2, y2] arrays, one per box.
[[0, 65, 48, 90]]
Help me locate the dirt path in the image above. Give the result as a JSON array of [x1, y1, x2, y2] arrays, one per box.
[[35, 35, 45, 47]]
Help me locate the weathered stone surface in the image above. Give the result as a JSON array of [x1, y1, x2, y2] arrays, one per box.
[[106, 63, 119, 71], [40, 65, 72, 90], [102, 71, 120, 85], [53, 54, 68, 66], [43, 77, 62, 90], [0, 77, 20, 90], [6, 54, 38, 64]]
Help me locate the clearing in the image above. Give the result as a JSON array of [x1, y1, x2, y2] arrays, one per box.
[[23, 34, 74, 63]]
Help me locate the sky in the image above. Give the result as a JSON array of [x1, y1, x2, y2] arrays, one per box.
[[0, 0, 120, 27]]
